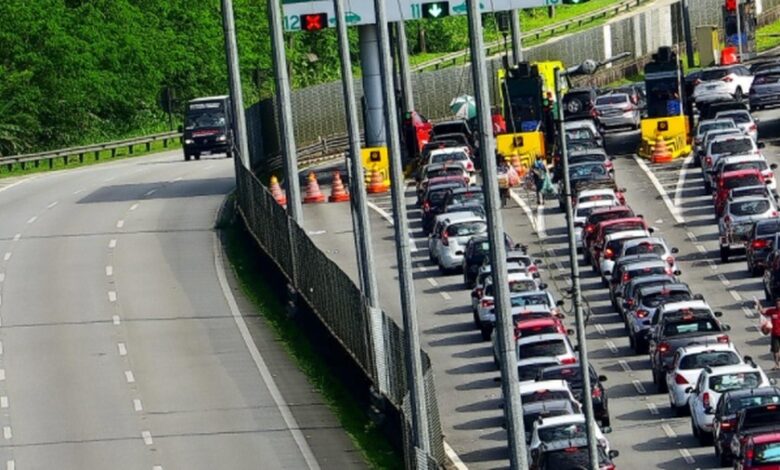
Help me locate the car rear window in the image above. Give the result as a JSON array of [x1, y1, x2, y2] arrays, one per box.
[[509, 280, 537, 293], [521, 390, 570, 404], [726, 394, 780, 414], [679, 351, 741, 370], [725, 175, 762, 189], [589, 209, 632, 225], [709, 372, 762, 392], [758, 220, 780, 235], [596, 95, 628, 105], [753, 442, 780, 464], [755, 73, 780, 85], [523, 408, 572, 431], [511, 293, 549, 307], [701, 69, 730, 80], [518, 362, 556, 381], [663, 318, 719, 336], [643, 291, 691, 308], [712, 138, 754, 155], [605, 222, 644, 235], [580, 193, 615, 203], [518, 324, 558, 336], [625, 242, 666, 256], [731, 200, 771, 216], [700, 121, 736, 135], [519, 340, 567, 359], [724, 161, 767, 173], [570, 163, 607, 178], [447, 221, 487, 237], [451, 191, 484, 206], [718, 112, 751, 124], [431, 151, 468, 164], [538, 423, 588, 443], [566, 129, 596, 141]]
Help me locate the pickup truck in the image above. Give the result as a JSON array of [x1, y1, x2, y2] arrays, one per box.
[[729, 403, 780, 462]]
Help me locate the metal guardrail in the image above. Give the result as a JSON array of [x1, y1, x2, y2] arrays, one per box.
[[0, 131, 181, 171], [411, 0, 648, 73]]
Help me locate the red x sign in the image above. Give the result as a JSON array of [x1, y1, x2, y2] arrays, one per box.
[[301, 13, 327, 32]]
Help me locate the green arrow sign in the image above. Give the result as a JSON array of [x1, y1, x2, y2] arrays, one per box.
[[422, 1, 450, 19]]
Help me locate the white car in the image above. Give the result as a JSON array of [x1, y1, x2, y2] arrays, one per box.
[[470, 262, 529, 312], [688, 362, 771, 444], [475, 281, 553, 340], [575, 188, 619, 208], [564, 119, 603, 146], [425, 147, 475, 182], [702, 135, 758, 191], [715, 110, 758, 143], [434, 215, 487, 272], [598, 229, 651, 279], [529, 414, 611, 458], [665, 343, 743, 416], [574, 200, 616, 247], [695, 65, 754, 102], [618, 237, 681, 274], [695, 119, 738, 158], [516, 333, 577, 365], [713, 155, 777, 191], [519, 380, 579, 407], [428, 212, 482, 262]]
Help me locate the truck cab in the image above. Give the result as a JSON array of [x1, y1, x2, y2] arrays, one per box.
[[182, 95, 233, 161]]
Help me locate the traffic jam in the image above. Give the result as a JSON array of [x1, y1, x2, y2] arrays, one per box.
[[407, 40, 780, 468]]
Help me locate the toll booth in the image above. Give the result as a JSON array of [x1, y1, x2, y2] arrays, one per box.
[[496, 62, 548, 166]]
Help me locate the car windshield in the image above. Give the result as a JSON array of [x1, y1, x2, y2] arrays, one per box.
[[509, 280, 538, 293], [680, 351, 741, 370], [519, 340, 567, 359], [731, 200, 770, 216], [725, 175, 762, 189], [701, 69, 730, 81], [447, 221, 487, 237], [522, 390, 570, 404], [625, 242, 666, 256], [518, 362, 556, 381], [709, 372, 762, 392], [570, 155, 606, 165], [663, 318, 719, 336], [719, 112, 751, 124], [431, 152, 468, 164], [596, 95, 628, 105], [580, 193, 614, 203], [700, 121, 736, 135], [755, 73, 780, 84], [758, 220, 780, 235], [566, 129, 596, 141], [185, 111, 226, 130], [451, 191, 484, 205], [643, 291, 691, 307], [570, 164, 606, 179], [511, 294, 550, 307], [724, 161, 767, 173], [538, 422, 588, 443], [726, 394, 780, 414], [753, 442, 780, 463], [712, 138, 754, 155]]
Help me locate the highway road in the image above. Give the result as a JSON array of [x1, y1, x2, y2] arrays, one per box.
[[0, 152, 364, 469], [303, 106, 780, 469]]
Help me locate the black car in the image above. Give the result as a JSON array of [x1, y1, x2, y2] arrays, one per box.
[[713, 386, 780, 466], [764, 249, 780, 302], [431, 119, 475, 148], [729, 402, 780, 465], [563, 88, 598, 121], [534, 438, 618, 470], [421, 183, 463, 234], [698, 100, 749, 121], [462, 233, 520, 288], [746, 219, 780, 276], [443, 186, 485, 214], [537, 364, 610, 426]]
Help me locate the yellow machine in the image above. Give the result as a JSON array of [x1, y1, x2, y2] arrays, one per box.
[[638, 115, 692, 159], [361, 146, 391, 186]]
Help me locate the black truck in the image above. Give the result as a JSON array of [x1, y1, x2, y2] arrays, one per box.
[[181, 95, 233, 161]]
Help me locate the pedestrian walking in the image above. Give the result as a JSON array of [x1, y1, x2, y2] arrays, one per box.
[[531, 158, 547, 206], [758, 298, 780, 370]]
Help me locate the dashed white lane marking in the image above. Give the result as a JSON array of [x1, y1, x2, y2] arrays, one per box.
[[0, 341, 4, 355], [125, 371, 135, 383], [117, 343, 127, 356], [511, 190, 539, 234], [662, 423, 677, 438], [3, 426, 11, 440], [687, 231, 698, 242], [142, 430, 153, 445], [0, 369, 7, 381], [673, 155, 694, 209], [427, 278, 439, 287], [109, 239, 117, 249], [606, 341, 618, 354], [441, 292, 452, 301], [116, 220, 125, 229], [171, 176, 183, 183], [730, 290, 742, 302], [366, 200, 418, 253], [213, 234, 321, 470], [696, 245, 707, 254], [26, 216, 36, 224], [633, 156, 685, 224], [6, 460, 13, 470], [619, 360, 632, 372], [595, 323, 606, 336], [679, 448, 695, 464], [113, 315, 121, 325], [444, 441, 469, 470], [130, 203, 139, 211], [0, 273, 4, 283], [1, 397, 9, 409], [104, 177, 116, 183], [47, 201, 58, 209], [145, 189, 157, 196], [73, 189, 84, 195], [11, 234, 19, 242], [632, 379, 647, 394], [133, 399, 143, 412], [647, 403, 659, 415], [537, 205, 547, 238], [153, 466, 163, 470], [0, 295, 2, 307], [108, 291, 117, 303], [707, 260, 718, 271], [745, 306, 757, 318], [106, 266, 113, 277], [3, 253, 10, 262], [717, 274, 731, 287]]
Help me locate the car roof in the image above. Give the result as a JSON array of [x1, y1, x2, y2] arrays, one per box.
[[597, 217, 644, 228], [522, 399, 575, 413], [704, 363, 761, 376], [752, 432, 780, 444], [190, 95, 229, 102], [625, 259, 667, 269], [428, 147, 468, 157], [639, 283, 690, 295], [719, 155, 765, 164], [660, 300, 710, 311], [536, 413, 586, 429], [578, 188, 614, 196], [518, 356, 560, 367], [427, 182, 463, 192], [577, 200, 615, 211], [623, 236, 667, 247], [724, 386, 780, 400], [425, 162, 467, 171], [728, 196, 772, 206], [434, 211, 483, 224], [507, 272, 535, 281], [605, 230, 649, 241], [722, 168, 763, 178], [716, 109, 752, 117], [450, 186, 482, 194], [710, 134, 754, 144], [678, 342, 737, 356], [517, 333, 568, 344], [590, 205, 632, 215], [518, 379, 571, 394], [699, 118, 738, 127]]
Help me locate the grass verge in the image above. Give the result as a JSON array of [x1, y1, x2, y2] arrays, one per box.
[[0, 139, 181, 179], [758, 20, 780, 52], [220, 212, 402, 470]]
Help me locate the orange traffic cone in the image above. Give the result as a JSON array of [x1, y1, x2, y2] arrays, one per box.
[[269, 175, 287, 206], [651, 136, 673, 164], [329, 171, 350, 202], [303, 172, 326, 203], [367, 169, 389, 194]]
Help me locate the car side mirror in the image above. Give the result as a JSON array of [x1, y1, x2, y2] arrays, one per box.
[[615, 291, 623, 298], [556, 300, 565, 306], [637, 214, 644, 218], [514, 243, 522, 249], [602, 426, 613, 434], [621, 188, 628, 193], [759, 142, 766, 149], [771, 378, 777, 385], [745, 355, 753, 363], [714, 311, 723, 317], [567, 329, 575, 335], [671, 247, 679, 254], [648, 227, 656, 234], [705, 406, 713, 414], [723, 324, 732, 331], [685, 386, 694, 393], [772, 163, 778, 170], [539, 283, 548, 290], [603, 270, 612, 277], [557, 312, 567, 319], [694, 293, 704, 300], [674, 270, 682, 276], [177, 124, 183, 133], [608, 450, 620, 459], [535, 259, 543, 265], [599, 375, 608, 382], [573, 344, 580, 352]]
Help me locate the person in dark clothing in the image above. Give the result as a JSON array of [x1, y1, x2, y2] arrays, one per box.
[[758, 298, 780, 369], [532, 158, 547, 206]]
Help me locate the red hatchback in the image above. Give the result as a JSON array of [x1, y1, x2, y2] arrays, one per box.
[[714, 169, 767, 217], [587, 217, 650, 266], [736, 431, 780, 469], [581, 206, 636, 260], [514, 317, 567, 340]]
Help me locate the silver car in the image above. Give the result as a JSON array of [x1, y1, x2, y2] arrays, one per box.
[[619, 237, 681, 274], [594, 93, 640, 132], [749, 67, 780, 111], [719, 197, 779, 262], [715, 110, 758, 142], [694, 119, 737, 160]]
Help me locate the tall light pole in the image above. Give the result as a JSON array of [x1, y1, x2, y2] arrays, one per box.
[[510, 9, 524, 64], [736, 0, 744, 60], [220, 0, 251, 170], [466, 1, 527, 469]]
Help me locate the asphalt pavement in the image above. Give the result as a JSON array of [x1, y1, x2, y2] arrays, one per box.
[[303, 105, 780, 469], [0, 153, 364, 469]]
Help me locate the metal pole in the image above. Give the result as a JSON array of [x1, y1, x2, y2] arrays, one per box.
[[555, 68, 600, 470], [372, 0, 431, 463], [359, 26, 387, 147], [396, 20, 415, 113], [510, 9, 524, 64], [333, 0, 388, 395], [736, 0, 744, 60], [221, 0, 251, 169], [681, 0, 695, 68], [267, 0, 302, 222], [466, 2, 527, 469]]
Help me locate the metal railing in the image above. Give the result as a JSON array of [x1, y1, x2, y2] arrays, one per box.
[[0, 131, 181, 171], [411, 0, 648, 73]]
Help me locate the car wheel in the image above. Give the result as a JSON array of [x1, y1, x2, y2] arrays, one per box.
[[472, 310, 481, 328], [767, 284, 774, 302], [184, 154, 192, 161], [698, 430, 713, 446], [750, 261, 762, 277], [628, 334, 636, 351], [720, 245, 730, 263], [636, 337, 648, 355], [691, 418, 700, 438], [583, 250, 591, 264], [601, 415, 611, 428], [735, 87, 743, 101], [194, 153, 201, 160], [480, 324, 493, 341], [719, 451, 732, 467], [674, 404, 688, 417]]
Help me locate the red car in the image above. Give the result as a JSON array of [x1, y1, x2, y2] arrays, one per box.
[[713, 169, 767, 217], [587, 217, 650, 267], [514, 317, 567, 340], [581, 206, 636, 261], [735, 431, 780, 469]]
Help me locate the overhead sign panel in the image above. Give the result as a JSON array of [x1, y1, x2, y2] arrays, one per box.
[[282, 0, 561, 31]]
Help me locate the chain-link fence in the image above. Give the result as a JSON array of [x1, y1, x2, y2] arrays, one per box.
[[234, 161, 444, 469]]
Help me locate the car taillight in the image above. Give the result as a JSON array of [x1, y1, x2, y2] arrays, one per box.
[[592, 386, 602, 399], [625, 105, 635, 112], [626, 298, 635, 308], [475, 288, 483, 297], [721, 420, 734, 430], [528, 265, 538, 273], [636, 309, 649, 319], [694, 78, 701, 85], [586, 225, 595, 233], [442, 232, 449, 246], [604, 248, 614, 259], [723, 76, 734, 82], [752, 239, 769, 249], [749, 124, 757, 132], [675, 373, 689, 385], [666, 256, 675, 265], [746, 447, 754, 462], [703, 392, 711, 408], [717, 335, 730, 343], [561, 357, 577, 365], [658, 342, 670, 354], [773, 211, 779, 218], [724, 215, 732, 225], [481, 299, 494, 308], [705, 156, 713, 166], [602, 465, 615, 470], [622, 272, 630, 282], [422, 201, 430, 212]]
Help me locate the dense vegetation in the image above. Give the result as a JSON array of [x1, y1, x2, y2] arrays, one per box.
[[0, 0, 604, 155]]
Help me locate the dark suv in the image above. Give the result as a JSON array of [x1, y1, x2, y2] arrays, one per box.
[[763, 249, 780, 302], [563, 88, 599, 121], [746, 219, 780, 276]]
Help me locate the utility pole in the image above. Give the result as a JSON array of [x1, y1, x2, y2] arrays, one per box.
[[396, 20, 415, 113], [681, 0, 695, 68], [220, 0, 251, 170], [267, 0, 302, 222], [359, 26, 387, 147], [332, 0, 388, 395], [555, 67, 600, 470], [510, 9, 524, 64], [371, 0, 431, 464], [736, 0, 744, 60], [466, 1, 527, 469]]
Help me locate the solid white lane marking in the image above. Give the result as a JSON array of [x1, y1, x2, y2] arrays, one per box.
[[47, 201, 58, 209], [633, 156, 685, 224], [6, 460, 13, 470], [130, 203, 139, 211], [213, 234, 321, 470], [647, 403, 659, 415], [145, 189, 157, 196], [366, 200, 418, 253], [662, 423, 677, 438], [11, 234, 19, 242], [441, 292, 452, 301], [0, 295, 2, 307], [133, 399, 143, 412], [427, 278, 439, 287], [113, 315, 121, 325], [26, 216, 37, 224], [511, 190, 539, 234], [106, 266, 113, 277], [687, 231, 697, 242], [673, 155, 694, 208], [730, 290, 742, 302], [0, 341, 4, 355], [125, 371, 135, 383], [0, 177, 35, 195], [108, 291, 117, 303], [172, 176, 182, 182], [606, 341, 618, 354], [718, 274, 731, 287], [109, 239, 117, 249], [117, 343, 127, 356], [537, 205, 547, 238], [619, 360, 632, 372], [116, 220, 125, 229], [153, 466, 163, 470], [3, 253, 10, 262], [444, 440, 469, 470], [632, 379, 647, 394], [679, 449, 695, 464], [142, 431, 153, 445], [3, 426, 11, 440], [696, 245, 707, 254], [104, 177, 116, 182], [1, 397, 9, 409]]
